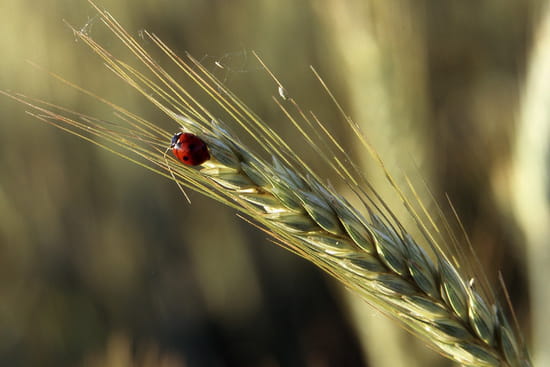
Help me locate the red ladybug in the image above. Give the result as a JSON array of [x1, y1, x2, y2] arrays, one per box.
[[170, 132, 210, 166]]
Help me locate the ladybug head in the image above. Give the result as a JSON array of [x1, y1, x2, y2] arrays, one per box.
[[171, 132, 183, 148]]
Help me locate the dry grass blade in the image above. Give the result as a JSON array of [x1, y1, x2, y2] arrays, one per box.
[[1, 1, 532, 366]]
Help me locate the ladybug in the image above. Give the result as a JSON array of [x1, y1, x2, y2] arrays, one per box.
[[170, 132, 210, 166]]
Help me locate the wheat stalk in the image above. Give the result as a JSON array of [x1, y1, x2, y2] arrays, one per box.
[[2, 2, 531, 366]]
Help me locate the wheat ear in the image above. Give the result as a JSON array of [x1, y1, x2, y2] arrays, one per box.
[[166, 118, 525, 367], [2, 1, 531, 366]]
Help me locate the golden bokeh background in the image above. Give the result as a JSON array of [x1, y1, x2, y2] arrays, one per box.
[[0, 0, 546, 366]]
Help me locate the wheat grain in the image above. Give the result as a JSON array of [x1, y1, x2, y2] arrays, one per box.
[[2, 2, 532, 366]]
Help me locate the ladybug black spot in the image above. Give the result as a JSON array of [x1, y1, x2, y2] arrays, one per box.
[[183, 156, 189, 161]]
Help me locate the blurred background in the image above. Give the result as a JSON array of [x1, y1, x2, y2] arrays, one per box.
[[0, 0, 547, 366]]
